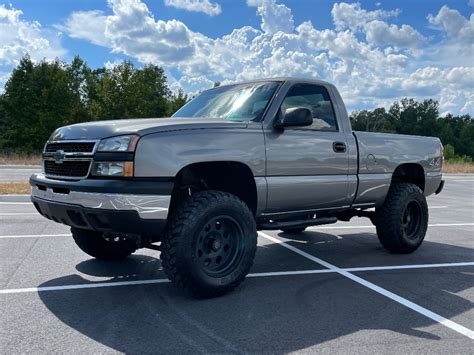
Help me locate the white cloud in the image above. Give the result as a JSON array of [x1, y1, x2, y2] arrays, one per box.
[[58, 10, 110, 46], [247, 0, 294, 34], [0, 4, 66, 89], [364, 20, 424, 48], [427, 5, 474, 42], [331, 2, 399, 32], [469, 0, 474, 8], [164, 0, 221, 16], [0, 4, 65, 65], [104, 0, 195, 64], [49, 1, 474, 114]]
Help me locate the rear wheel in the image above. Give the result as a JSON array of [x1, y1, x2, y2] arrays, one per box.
[[71, 228, 137, 260], [375, 183, 428, 253], [280, 227, 306, 234], [161, 191, 257, 298]]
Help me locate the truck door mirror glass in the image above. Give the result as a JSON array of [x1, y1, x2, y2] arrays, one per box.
[[276, 107, 313, 129]]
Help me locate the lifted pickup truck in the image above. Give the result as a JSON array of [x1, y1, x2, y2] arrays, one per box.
[[30, 78, 444, 297]]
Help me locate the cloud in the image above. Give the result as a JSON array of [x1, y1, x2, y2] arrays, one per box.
[[247, 0, 294, 34], [0, 4, 65, 65], [427, 5, 474, 43], [45, 1, 474, 114], [0, 4, 66, 89], [104, 0, 195, 64], [164, 0, 221, 16], [58, 10, 110, 46], [364, 20, 425, 48], [331, 2, 400, 32]]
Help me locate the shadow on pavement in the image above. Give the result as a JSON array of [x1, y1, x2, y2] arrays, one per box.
[[37, 232, 474, 352]]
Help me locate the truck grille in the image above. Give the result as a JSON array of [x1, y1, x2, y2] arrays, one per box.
[[44, 160, 91, 179], [44, 142, 96, 154], [43, 140, 97, 179]]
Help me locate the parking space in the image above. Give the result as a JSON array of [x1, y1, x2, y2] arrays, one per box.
[[0, 177, 473, 352]]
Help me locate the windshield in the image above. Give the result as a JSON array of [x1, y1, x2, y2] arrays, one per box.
[[172, 81, 280, 121]]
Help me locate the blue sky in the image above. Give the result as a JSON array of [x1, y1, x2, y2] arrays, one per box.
[[0, 0, 473, 114]]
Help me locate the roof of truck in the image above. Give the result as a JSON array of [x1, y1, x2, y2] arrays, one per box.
[[216, 77, 333, 88]]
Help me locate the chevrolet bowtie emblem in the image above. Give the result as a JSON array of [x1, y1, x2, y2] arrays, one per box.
[[52, 150, 66, 164]]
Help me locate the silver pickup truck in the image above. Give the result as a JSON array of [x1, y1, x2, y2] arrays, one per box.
[[30, 78, 444, 297]]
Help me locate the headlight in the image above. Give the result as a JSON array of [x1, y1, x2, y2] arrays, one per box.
[[97, 135, 138, 152], [91, 162, 134, 177]]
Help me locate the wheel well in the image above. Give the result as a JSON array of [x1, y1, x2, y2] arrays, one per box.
[[391, 163, 425, 191], [170, 162, 258, 215]]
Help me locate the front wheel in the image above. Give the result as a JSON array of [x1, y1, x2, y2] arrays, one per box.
[[71, 228, 137, 260], [375, 183, 428, 253], [160, 191, 257, 298]]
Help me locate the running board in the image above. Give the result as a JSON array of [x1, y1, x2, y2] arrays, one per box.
[[258, 217, 337, 231]]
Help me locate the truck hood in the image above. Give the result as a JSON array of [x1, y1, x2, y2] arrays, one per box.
[[49, 117, 248, 141]]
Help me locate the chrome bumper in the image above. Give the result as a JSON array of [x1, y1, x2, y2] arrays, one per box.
[[31, 184, 170, 220]]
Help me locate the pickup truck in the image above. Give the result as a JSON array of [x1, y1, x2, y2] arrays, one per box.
[[30, 78, 445, 297]]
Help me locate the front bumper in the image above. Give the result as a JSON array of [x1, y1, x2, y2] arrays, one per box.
[[30, 173, 173, 236]]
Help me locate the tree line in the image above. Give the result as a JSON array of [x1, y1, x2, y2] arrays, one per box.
[[0, 55, 472, 161], [350, 98, 473, 162], [0, 55, 187, 153]]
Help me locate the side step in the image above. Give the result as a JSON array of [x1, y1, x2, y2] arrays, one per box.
[[258, 217, 337, 231]]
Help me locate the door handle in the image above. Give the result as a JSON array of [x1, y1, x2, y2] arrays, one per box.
[[333, 142, 346, 153]]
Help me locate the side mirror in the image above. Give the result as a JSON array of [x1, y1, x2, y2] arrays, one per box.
[[275, 107, 313, 129]]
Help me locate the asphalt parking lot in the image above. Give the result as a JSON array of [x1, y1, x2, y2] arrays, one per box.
[[1, 175, 473, 353]]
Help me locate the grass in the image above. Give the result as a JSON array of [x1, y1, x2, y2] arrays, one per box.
[[443, 162, 474, 174], [0, 182, 31, 195], [0, 154, 41, 166]]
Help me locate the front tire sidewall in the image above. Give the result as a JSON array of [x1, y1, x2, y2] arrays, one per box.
[[180, 204, 255, 290]]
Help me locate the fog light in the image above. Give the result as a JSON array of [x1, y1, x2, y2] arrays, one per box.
[[92, 162, 134, 177]]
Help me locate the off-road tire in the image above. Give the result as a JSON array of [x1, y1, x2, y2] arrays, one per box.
[[161, 190, 257, 298], [71, 228, 137, 260], [375, 183, 428, 253], [280, 227, 306, 234]]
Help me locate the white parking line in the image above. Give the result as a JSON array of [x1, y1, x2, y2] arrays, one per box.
[[0, 233, 71, 239], [0, 279, 171, 294], [0, 213, 38, 216], [0, 202, 32, 205], [258, 232, 474, 340], [1, 261, 473, 295], [444, 179, 474, 182]]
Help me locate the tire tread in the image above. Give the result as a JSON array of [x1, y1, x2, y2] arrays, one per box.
[[161, 190, 257, 298]]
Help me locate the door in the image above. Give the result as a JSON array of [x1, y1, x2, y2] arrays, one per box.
[[264, 83, 351, 214]]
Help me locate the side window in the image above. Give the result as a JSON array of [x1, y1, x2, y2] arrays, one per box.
[[280, 84, 338, 131]]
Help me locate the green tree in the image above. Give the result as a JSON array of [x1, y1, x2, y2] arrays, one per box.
[[350, 108, 390, 132], [168, 88, 188, 115], [90, 61, 171, 119], [1, 56, 86, 153], [351, 98, 474, 160]]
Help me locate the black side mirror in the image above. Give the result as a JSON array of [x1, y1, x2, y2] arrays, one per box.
[[275, 107, 313, 129]]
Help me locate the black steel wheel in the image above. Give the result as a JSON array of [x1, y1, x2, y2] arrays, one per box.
[[403, 200, 423, 240], [161, 190, 257, 298], [376, 183, 428, 253], [195, 216, 244, 276]]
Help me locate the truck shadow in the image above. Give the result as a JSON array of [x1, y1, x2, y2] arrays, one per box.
[[38, 231, 474, 353]]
